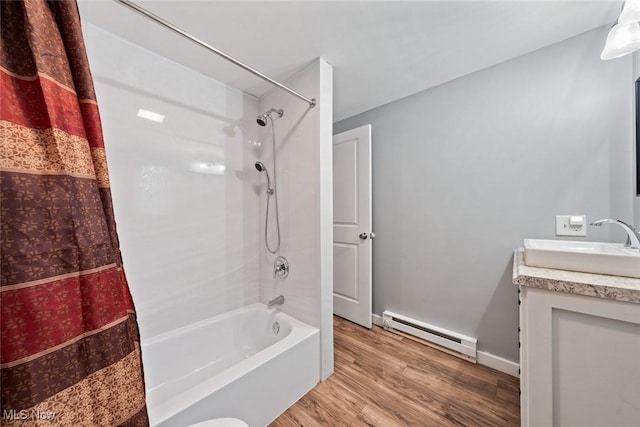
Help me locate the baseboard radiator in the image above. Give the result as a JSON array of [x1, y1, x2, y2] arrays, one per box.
[[382, 310, 477, 362]]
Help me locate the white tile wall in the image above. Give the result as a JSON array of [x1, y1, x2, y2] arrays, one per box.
[[258, 62, 318, 324], [83, 23, 260, 340], [257, 59, 334, 379], [82, 21, 333, 382]]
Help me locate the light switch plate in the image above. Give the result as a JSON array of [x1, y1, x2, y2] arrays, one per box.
[[556, 215, 587, 236]]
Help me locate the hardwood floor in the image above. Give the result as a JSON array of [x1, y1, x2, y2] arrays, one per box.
[[270, 316, 520, 427]]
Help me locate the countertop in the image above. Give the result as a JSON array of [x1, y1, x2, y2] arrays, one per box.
[[512, 248, 640, 304]]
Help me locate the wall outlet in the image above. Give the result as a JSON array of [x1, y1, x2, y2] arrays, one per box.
[[556, 215, 587, 236]]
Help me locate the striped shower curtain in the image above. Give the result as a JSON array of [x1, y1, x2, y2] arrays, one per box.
[[1, 1, 148, 425]]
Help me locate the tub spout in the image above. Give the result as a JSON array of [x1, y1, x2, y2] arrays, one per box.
[[267, 295, 285, 309]]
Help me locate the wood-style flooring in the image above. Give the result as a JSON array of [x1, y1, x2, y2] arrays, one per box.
[[270, 316, 520, 427]]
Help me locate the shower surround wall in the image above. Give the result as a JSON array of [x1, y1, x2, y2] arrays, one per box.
[[83, 18, 334, 387], [258, 59, 334, 380], [83, 23, 261, 340]]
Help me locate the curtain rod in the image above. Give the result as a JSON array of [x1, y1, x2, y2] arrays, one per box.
[[114, 0, 317, 108]]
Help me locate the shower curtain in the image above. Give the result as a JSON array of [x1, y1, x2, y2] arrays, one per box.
[[0, 1, 148, 425]]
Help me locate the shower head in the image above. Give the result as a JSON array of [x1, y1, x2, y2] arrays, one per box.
[[254, 161, 273, 192], [256, 108, 284, 127]]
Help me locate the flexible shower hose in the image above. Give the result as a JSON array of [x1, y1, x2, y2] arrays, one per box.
[[265, 115, 281, 254]]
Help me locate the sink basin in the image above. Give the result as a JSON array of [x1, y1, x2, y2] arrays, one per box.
[[523, 239, 640, 279]]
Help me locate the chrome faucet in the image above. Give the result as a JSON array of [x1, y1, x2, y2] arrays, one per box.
[[267, 295, 285, 309], [274, 256, 289, 279], [590, 219, 640, 250]]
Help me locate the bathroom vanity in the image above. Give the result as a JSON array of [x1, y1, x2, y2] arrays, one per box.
[[513, 249, 640, 427]]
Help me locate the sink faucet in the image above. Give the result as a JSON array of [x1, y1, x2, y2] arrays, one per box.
[[590, 219, 640, 250], [267, 295, 285, 309]]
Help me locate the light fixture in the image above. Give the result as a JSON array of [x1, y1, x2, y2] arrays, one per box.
[[601, 0, 640, 60], [618, 0, 640, 25], [136, 108, 165, 123], [601, 21, 640, 60]]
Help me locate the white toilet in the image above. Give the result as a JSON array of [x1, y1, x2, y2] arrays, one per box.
[[189, 418, 248, 427]]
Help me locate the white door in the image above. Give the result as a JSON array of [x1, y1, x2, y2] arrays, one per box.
[[333, 125, 373, 328]]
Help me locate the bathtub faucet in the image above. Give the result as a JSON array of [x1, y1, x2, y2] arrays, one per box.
[[267, 295, 285, 309]]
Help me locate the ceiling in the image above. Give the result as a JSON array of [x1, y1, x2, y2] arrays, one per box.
[[79, 1, 622, 121]]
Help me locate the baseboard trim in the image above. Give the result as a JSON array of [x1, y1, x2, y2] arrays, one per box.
[[372, 313, 383, 326], [371, 314, 519, 378], [476, 351, 520, 378]]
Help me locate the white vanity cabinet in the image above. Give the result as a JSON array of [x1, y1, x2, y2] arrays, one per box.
[[513, 250, 640, 427]]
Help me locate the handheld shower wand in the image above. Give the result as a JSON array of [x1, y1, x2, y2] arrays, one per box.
[[254, 162, 273, 195], [255, 159, 281, 254]]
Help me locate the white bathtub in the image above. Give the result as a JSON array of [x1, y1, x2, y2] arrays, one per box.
[[142, 303, 320, 427]]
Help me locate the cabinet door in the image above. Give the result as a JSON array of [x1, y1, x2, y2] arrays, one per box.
[[521, 287, 640, 427]]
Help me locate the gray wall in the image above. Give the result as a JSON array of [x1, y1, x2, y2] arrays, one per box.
[[334, 26, 634, 362]]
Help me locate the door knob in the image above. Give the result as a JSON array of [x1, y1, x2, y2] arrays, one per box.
[[359, 233, 368, 240], [369, 232, 375, 239]]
